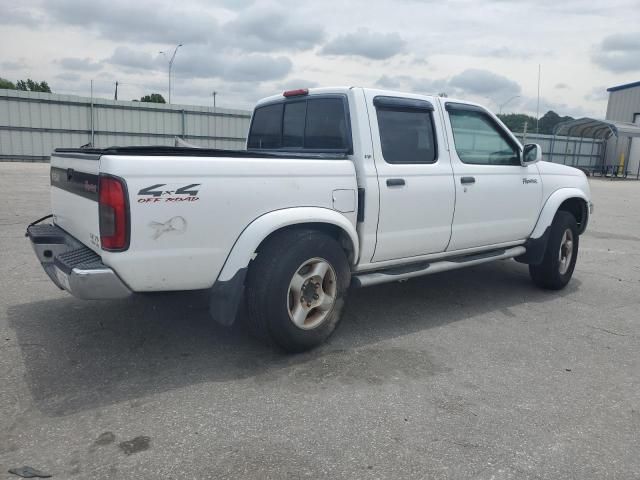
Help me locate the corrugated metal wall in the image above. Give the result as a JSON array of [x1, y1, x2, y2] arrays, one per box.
[[605, 86, 640, 174], [513, 132, 604, 169], [606, 86, 640, 123], [0, 89, 251, 161], [0, 88, 606, 170], [450, 129, 603, 168]]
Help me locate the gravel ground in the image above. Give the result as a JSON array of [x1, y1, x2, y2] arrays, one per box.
[[0, 163, 638, 479]]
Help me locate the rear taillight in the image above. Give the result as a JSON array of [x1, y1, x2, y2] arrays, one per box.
[[99, 175, 129, 251]]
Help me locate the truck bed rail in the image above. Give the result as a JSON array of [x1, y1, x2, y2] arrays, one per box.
[[53, 146, 348, 160]]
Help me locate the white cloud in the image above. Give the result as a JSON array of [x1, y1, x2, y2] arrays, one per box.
[[55, 72, 82, 82], [0, 0, 631, 118], [45, 0, 220, 45], [222, 7, 325, 52], [584, 86, 608, 102], [322, 29, 406, 60], [0, 6, 42, 26], [376, 75, 450, 95], [449, 69, 521, 97], [592, 33, 640, 73], [58, 57, 103, 72], [107, 47, 161, 71], [1, 60, 29, 71]]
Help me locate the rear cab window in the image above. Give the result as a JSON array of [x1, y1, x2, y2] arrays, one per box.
[[247, 95, 352, 153], [248, 103, 283, 149]]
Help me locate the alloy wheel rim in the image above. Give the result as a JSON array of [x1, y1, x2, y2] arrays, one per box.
[[287, 257, 337, 330], [558, 228, 574, 275]]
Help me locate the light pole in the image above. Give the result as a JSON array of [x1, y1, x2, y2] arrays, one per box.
[[159, 43, 183, 104], [498, 95, 521, 115], [211, 91, 217, 111]]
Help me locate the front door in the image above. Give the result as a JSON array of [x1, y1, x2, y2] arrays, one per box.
[[442, 101, 542, 251], [366, 92, 456, 262]]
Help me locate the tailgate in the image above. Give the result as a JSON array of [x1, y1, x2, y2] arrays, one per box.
[[50, 151, 102, 253]]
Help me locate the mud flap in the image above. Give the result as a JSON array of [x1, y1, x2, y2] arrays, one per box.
[[208, 268, 247, 326], [515, 227, 550, 265]]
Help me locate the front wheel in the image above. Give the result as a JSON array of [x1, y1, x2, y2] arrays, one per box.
[[245, 229, 351, 353], [529, 211, 579, 290]]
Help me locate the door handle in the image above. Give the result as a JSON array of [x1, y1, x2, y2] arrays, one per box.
[[386, 178, 405, 187], [460, 176, 475, 185]]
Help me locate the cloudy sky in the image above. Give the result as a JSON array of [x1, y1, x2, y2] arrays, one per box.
[[1, 0, 639, 117]]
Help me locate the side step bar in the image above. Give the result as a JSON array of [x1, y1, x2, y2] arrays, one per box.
[[352, 246, 526, 288]]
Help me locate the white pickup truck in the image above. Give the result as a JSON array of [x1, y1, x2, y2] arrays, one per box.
[[27, 87, 592, 352]]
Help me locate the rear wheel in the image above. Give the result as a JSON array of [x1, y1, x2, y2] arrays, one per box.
[[245, 229, 350, 353], [529, 211, 579, 290]]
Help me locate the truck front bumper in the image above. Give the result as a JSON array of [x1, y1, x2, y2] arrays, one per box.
[[26, 224, 131, 300]]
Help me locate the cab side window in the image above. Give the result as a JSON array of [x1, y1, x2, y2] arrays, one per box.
[[448, 108, 519, 166]]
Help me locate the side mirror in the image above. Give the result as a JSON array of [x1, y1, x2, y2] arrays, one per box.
[[521, 143, 542, 166]]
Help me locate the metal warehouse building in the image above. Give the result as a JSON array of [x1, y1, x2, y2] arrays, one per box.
[[550, 81, 640, 178], [605, 81, 640, 177], [0, 89, 251, 162]]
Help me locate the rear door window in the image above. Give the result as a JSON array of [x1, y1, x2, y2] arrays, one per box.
[[374, 97, 437, 164]]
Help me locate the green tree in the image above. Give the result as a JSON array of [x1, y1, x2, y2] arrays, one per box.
[[140, 93, 166, 103], [538, 110, 574, 135], [0, 77, 16, 89], [497, 113, 538, 134], [497, 110, 576, 135], [15, 78, 52, 93]]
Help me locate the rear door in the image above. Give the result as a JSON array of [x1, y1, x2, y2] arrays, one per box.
[[365, 92, 455, 262], [442, 101, 542, 251], [50, 152, 102, 252]]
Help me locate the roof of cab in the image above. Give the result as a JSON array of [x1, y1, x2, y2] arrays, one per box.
[[255, 87, 354, 107], [254, 86, 488, 116]]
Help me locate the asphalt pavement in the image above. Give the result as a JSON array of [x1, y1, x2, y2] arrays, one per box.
[[1, 163, 638, 479]]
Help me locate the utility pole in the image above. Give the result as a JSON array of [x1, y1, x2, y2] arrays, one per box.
[[114, 81, 118, 101], [211, 91, 218, 148], [90, 80, 94, 146], [159, 43, 183, 104], [536, 64, 541, 133]]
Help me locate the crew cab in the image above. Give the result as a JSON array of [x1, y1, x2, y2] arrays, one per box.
[[26, 87, 592, 352]]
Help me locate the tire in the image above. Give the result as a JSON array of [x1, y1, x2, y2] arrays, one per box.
[[245, 228, 351, 353], [529, 211, 579, 290]]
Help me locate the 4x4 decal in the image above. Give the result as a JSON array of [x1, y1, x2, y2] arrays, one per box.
[[137, 183, 200, 203]]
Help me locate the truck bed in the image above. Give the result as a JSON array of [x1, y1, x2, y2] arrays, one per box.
[[48, 145, 358, 293]]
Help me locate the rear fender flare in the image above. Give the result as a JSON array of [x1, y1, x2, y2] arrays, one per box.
[[217, 207, 359, 282]]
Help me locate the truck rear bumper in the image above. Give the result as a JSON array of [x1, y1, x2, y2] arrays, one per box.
[[26, 223, 132, 300]]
